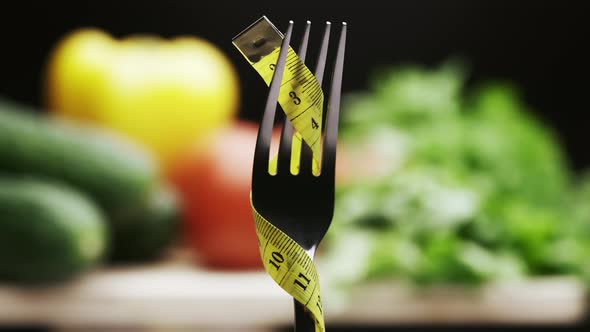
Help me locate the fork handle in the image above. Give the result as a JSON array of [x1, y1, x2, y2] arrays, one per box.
[[294, 298, 316, 331]]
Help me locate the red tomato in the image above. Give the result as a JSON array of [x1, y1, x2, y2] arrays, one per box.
[[169, 121, 279, 269]]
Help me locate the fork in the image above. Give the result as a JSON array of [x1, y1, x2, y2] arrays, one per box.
[[251, 19, 347, 331]]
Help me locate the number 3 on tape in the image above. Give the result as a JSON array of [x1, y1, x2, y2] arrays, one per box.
[[233, 15, 323, 175]]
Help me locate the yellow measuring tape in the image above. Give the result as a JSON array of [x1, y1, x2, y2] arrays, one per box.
[[251, 204, 324, 331], [233, 16, 325, 331]]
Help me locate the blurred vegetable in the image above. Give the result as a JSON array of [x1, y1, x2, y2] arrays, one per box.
[[45, 28, 239, 167], [0, 177, 106, 284], [109, 185, 180, 262], [170, 121, 276, 269], [0, 97, 156, 212], [572, 172, 590, 230], [566, 172, 590, 282], [322, 61, 584, 287], [0, 97, 177, 262]]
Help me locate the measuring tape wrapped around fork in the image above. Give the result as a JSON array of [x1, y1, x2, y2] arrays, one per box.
[[233, 16, 327, 331]]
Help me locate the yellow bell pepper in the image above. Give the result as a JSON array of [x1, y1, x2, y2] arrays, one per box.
[[45, 29, 240, 168]]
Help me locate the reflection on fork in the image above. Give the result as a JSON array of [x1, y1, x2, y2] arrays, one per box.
[[251, 19, 347, 332]]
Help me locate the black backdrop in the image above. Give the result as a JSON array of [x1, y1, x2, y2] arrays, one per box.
[[1, 0, 588, 169]]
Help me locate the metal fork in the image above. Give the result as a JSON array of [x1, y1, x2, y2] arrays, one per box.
[[251, 20, 347, 331]]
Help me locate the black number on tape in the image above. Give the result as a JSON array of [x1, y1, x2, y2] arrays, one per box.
[[289, 91, 301, 105], [269, 63, 276, 71], [269, 251, 284, 270], [294, 272, 311, 290], [311, 118, 319, 129]]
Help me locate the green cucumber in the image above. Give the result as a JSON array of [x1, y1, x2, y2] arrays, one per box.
[[0, 177, 107, 283], [110, 185, 180, 262], [0, 97, 158, 212]]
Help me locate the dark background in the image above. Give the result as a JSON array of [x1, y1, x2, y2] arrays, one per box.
[[1, 1, 588, 171]]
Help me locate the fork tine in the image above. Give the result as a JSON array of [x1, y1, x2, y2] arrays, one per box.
[[300, 21, 331, 175], [277, 21, 311, 174], [321, 22, 347, 179], [253, 21, 294, 176], [313, 21, 332, 86], [297, 21, 312, 63]]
